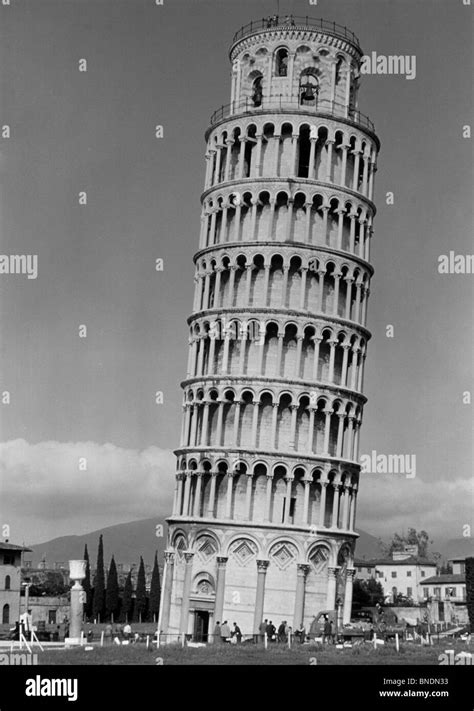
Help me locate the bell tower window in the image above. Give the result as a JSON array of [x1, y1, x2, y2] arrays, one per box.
[[275, 48, 288, 76], [299, 74, 319, 106], [251, 76, 263, 107]]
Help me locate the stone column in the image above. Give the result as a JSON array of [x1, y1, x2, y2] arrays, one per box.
[[193, 473, 203, 517], [179, 552, 195, 636], [319, 481, 328, 527], [362, 154, 369, 195], [293, 564, 310, 629], [325, 140, 334, 182], [245, 472, 253, 519], [201, 402, 210, 446], [306, 407, 316, 453], [232, 400, 241, 447], [216, 400, 224, 446], [345, 278, 353, 320], [318, 269, 325, 311], [227, 266, 237, 308], [308, 138, 317, 178], [340, 144, 349, 186], [302, 476, 311, 524], [312, 336, 322, 381], [352, 150, 361, 191], [159, 551, 175, 636], [251, 401, 260, 447], [262, 262, 271, 305], [328, 340, 337, 382], [264, 474, 273, 522], [271, 402, 279, 449], [349, 485, 358, 530], [284, 475, 293, 524], [238, 137, 247, 179], [299, 267, 308, 309], [336, 413, 345, 458], [214, 556, 228, 625], [349, 214, 356, 253], [253, 560, 269, 635], [336, 209, 344, 250], [281, 266, 290, 308], [207, 472, 217, 517], [275, 333, 284, 377], [183, 471, 192, 516], [341, 344, 350, 386], [267, 200, 276, 241], [343, 569, 356, 624], [342, 485, 351, 529], [225, 471, 234, 518], [289, 404, 298, 449], [332, 272, 341, 316], [326, 566, 339, 610], [294, 336, 303, 379], [331, 484, 341, 528], [323, 408, 333, 454]]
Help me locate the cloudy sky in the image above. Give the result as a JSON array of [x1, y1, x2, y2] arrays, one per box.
[[0, 0, 472, 546]]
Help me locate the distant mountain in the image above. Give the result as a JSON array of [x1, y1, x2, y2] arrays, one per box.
[[437, 537, 474, 561], [26, 518, 385, 568], [26, 518, 166, 569]]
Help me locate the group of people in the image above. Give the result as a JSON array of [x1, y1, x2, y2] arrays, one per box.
[[265, 15, 296, 28], [258, 619, 294, 643], [213, 621, 242, 644]]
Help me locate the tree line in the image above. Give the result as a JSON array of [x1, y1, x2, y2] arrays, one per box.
[[83, 535, 161, 623]]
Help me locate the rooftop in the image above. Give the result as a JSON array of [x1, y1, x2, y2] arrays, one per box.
[[231, 16, 361, 50], [0, 542, 32, 552], [420, 574, 465, 585], [367, 557, 437, 567]]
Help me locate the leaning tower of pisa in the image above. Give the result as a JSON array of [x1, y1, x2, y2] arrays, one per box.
[[159, 16, 380, 643]]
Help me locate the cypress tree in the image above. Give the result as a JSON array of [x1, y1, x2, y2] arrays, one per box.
[[92, 534, 105, 622], [149, 552, 161, 622], [121, 571, 133, 623], [135, 557, 147, 623], [82, 544, 92, 620], [105, 555, 120, 622], [466, 557, 474, 633]]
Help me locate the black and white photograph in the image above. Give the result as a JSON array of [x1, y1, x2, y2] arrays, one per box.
[[0, 0, 472, 705]]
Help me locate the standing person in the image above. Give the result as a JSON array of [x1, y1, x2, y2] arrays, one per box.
[[104, 622, 113, 645], [267, 620, 276, 642], [277, 621, 286, 643], [213, 621, 221, 644], [323, 616, 332, 644], [232, 622, 242, 643], [220, 620, 231, 642], [258, 618, 267, 644], [123, 622, 132, 641], [296, 622, 306, 643]]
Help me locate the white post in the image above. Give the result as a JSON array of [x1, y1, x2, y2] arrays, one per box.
[[80, 630, 85, 646], [373, 632, 377, 650], [146, 635, 150, 650], [264, 633, 268, 650], [395, 633, 399, 652], [101, 630, 104, 647]]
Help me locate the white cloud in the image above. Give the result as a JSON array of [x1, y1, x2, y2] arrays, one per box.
[[357, 474, 473, 541], [0, 439, 175, 543]]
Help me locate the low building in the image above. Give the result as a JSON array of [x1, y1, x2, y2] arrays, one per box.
[[28, 596, 70, 626], [368, 551, 437, 603], [354, 559, 376, 581], [0, 542, 31, 625], [419, 573, 466, 602]]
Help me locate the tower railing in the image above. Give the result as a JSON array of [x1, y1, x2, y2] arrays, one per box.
[[232, 16, 360, 48], [209, 97, 375, 133]]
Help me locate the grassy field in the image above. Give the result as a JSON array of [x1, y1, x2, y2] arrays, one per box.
[[37, 639, 472, 666]]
